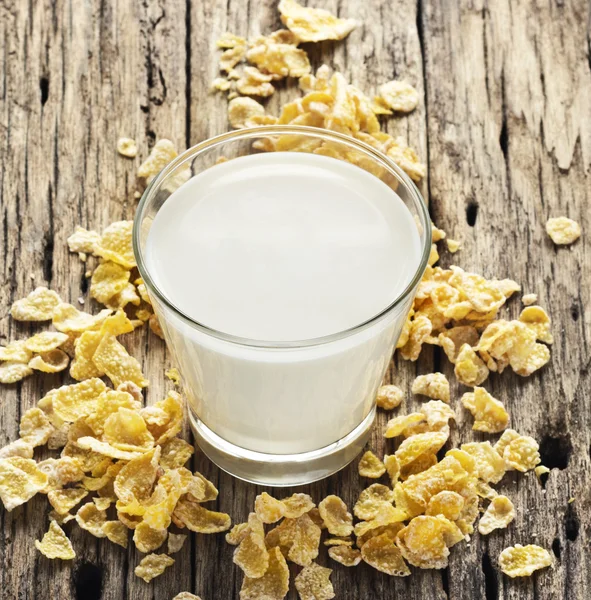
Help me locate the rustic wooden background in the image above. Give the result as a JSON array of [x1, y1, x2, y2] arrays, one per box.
[[0, 0, 589, 598]]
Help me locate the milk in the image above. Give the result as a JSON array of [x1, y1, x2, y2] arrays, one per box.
[[145, 152, 421, 455]]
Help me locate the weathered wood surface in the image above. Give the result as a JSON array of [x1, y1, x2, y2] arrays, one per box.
[[0, 0, 589, 598]]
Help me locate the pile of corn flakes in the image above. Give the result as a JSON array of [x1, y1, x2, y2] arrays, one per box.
[[213, 0, 426, 183]]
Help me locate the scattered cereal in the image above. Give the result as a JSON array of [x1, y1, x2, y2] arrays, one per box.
[[239, 546, 289, 600], [411, 373, 450, 403], [168, 533, 187, 554], [35, 521, 76, 560], [135, 553, 175, 583], [376, 384, 404, 410], [478, 495, 515, 535], [358, 451, 386, 478], [328, 545, 362, 567], [446, 239, 461, 253], [117, 137, 138, 158], [362, 532, 411, 576], [461, 387, 509, 433], [11, 287, 61, 321], [498, 544, 552, 578], [255, 491, 287, 524], [318, 495, 354, 537], [377, 80, 419, 113], [522, 293, 538, 306], [228, 97, 266, 128], [294, 562, 335, 600], [545, 217, 581, 245], [279, 0, 357, 42]]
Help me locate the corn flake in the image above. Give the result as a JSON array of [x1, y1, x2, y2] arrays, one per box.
[[519, 306, 553, 344], [354, 484, 395, 520], [159, 438, 194, 470], [114, 446, 160, 504], [278, 0, 357, 42], [236, 66, 275, 97], [29, 349, 70, 373], [67, 226, 101, 255], [455, 343, 489, 387], [328, 545, 362, 567], [239, 546, 289, 600], [167, 532, 187, 554], [90, 261, 131, 305], [19, 407, 54, 447], [247, 39, 311, 79], [255, 491, 286, 524], [76, 502, 107, 537], [94, 220, 136, 268], [318, 495, 353, 537], [460, 442, 507, 483], [117, 137, 137, 158], [173, 498, 231, 533], [47, 488, 89, 515], [361, 532, 411, 576], [412, 373, 450, 403], [384, 413, 425, 438], [0, 439, 34, 459], [0, 457, 49, 510], [11, 287, 61, 321], [24, 332, 69, 354], [142, 391, 183, 444], [93, 334, 148, 388], [281, 492, 315, 518], [503, 435, 541, 472], [383, 454, 400, 487], [376, 384, 404, 410], [0, 340, 32, 363], [103, 407, 154, 451], [294, 562, 335, 600], [461, 387, 509, 433], [545, 217, 580, 245], [50, 378, 107, 422], [228, 97, 266, 129], [52, 303, 112, 334], [398, 315, 432, 361], [395, 431, 448, 469], [498, 544, 552, 578], [438, 327, 480, 363], [0, 361, 32, 384], [35, 521, 76, 560], [378, 80, 419, 113], [522, 293, 538, 306], [478, 495, 514, 535], [135, 553, 175, 582], [134, 521, 168, 553], [102, 520, 129, 548], [358, 450, 386, 478], [425, 491, 465, 521], [234, 529, 269, 578]]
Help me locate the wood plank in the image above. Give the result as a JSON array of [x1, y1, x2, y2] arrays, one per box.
[[0, 0, 589, 599]]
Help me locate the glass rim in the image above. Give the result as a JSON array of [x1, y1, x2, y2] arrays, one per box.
[[133, 125, 431, 349]]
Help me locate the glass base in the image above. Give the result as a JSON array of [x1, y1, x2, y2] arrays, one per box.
[[188, 406, 376, 487]]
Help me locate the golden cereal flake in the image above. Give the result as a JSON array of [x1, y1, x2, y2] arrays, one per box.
[[233, 529, 269, 578], [398, 315, 432, 361], [446, 239, 461, 253], [278, 0, 357, 42], [503, 435, 541, 472], [228, 97, 266, 128], [85, 389, 140, 436], [461, 387, 509, 434], [519, 306, 553, 344], [425, 491, 465, 521], [10, 287, 61, 321], [383, 454, 401, 487], [219, 45, 247, 73], [395, 431, 448, 469], [0, 340, 32, 363], [289, 513, 322, 566], [137, 139, 179, 182], [226, 522, 251, 546], [135, 553, 175, 583], [361, 532, 411, 576], [236, 66, 275, 97], [167, 533, 187, 554], [438, 327, 480, 364], [133, 521, 168, 553], [376, 384, 404, 410], [246, 40, 310, 79], [117, 137, 138, 158], [498, 544, 552, 578], [255, 492, 287, 524], [378, 80, 419, 113], [76, 502, 108, 537], [535, 465, 550, 481], [384, 413, 426, 438], [474, 481, 498, 501], [0, 457, 49, 510], [90, 261, 131, 305], [455, 343, 489, 387], [103, 407, 154, 451], [545, 217, 581, 245], [35, 521, 76, 560], [460, 442, 507, 483], [323, 538, 352, 547], [29, 349, 70, 374], [328, 545, 362, 567], [294, 562, 335, 600], [212, 77, 231, 92], [396, 515, 464, 570], [93, 334, 148, 388], [19, 407, 54, 447], [478, 495, 515, 535], [47, 488, 89, 515], [24, 332, 69, 354], [114, 446, 161, 504], [411, 373, 450, 403], [52, 303, 112, 334], [419, 400, 456, 430], [353, 484, 395, 520], [386, 137, 426, 182], [173, 595, 202, 600], [522, 293, 538, 306], [0, 361, 33, 384], [142, 391, 183, 445], [50, 378, 107, 422], [216, 32, 246, 49], [102, 520, 129, 548], [239, 546, 289, 600], [0, 439, 34, 459], [173, 498, 231, 533], [318, 495, 353, 537], [67, 227, 101, 255], [165, 367, 181, 386], [358, 451, 386, 478], [281, 492, 315, 519], [38, 456, 85, 489], [95, 220, 136, 269], [159, 438, 194, 470], [371, 96, 393, 115]]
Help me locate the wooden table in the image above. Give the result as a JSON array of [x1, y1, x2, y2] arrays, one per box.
[[1, 1, 589, 598]]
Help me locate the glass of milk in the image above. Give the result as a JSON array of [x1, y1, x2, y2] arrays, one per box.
[[134, 126, 431, 486]]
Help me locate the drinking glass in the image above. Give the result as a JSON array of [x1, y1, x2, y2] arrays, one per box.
[[133, 126, 431, 486]]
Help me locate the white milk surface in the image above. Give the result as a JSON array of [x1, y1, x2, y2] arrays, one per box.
[[145, 152, 422, 454]]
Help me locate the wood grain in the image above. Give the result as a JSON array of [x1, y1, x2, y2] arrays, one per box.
[[0, 0, 589, 598]]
